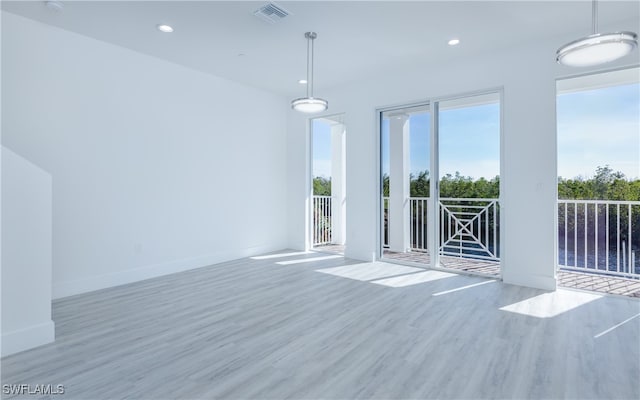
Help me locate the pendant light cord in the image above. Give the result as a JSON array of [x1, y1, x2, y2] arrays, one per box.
[[592, 0, 598, 34], [306, 35, 314, 98]]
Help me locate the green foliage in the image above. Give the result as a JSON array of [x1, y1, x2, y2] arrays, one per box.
[[383, 170, 499, 199], [558, 165, 640, 201], [440, 172, 500, 198], [382, 174, 390, 197], [381, 165, 638, 201], [410, 171, 431, 197], [313, 176, 331, 196]]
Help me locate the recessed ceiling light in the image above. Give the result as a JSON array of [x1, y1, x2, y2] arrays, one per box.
[[157, 24, 174, 33], [298, 79, 307, 84], [448, 39, 460, 46]]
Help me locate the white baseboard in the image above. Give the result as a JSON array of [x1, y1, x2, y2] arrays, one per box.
[[502, 271, 557, 291], [2, 320, 55, 358], [52, 244, 286, 300]]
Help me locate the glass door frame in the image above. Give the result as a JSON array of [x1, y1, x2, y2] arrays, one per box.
[[375, 100, 431, 261], [376, 88, 505, 277], [308, 113, 347, 253]]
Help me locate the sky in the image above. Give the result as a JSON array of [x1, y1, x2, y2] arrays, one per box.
[[380, 103, 501, 180], [312, 119, 332, 179], [557, 83, 639, 180], [313, 82, 639, 181]]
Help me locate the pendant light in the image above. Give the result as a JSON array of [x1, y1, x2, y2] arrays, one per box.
[[556, 0, 637, 67], [292, 32, 328, 113]]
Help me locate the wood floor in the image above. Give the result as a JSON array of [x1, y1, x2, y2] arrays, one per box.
[[2, 251, 639, 399]]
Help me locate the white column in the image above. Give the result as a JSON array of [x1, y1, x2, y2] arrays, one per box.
[[389, 115, 410, 253], [331, 123, 346, 244]]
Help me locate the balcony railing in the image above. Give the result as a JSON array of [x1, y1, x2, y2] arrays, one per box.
[[439, 198, 500, 261], [381, 196, 639, 280], [383, 196, 389, 248], [410, 197, 429, 251], [381, 196, 431, 251], [313, 195, 332, 245], [558, 199, 640, 279], [382, 197, 500, 261]]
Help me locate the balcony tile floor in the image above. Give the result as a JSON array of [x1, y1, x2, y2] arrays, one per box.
[[382, 250, 640, 299], [557, 270, 640, 298], [312, 243, 345, 255], [383, 250, 501, 276]]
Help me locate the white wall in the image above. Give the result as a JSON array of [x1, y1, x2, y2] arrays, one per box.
[[1, 147, 54, 356], [2, 12, 288, 299], [287, 21, 640, 290]]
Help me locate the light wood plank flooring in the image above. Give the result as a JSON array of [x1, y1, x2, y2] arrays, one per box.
[[2, 251, 639, 399]]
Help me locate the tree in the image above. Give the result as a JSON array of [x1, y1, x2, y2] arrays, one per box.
[[313, 177, 331, 196], [382, 170, 500, 199], [410, 171, 430, 197], [558, 165, 639, 201], [382, 174, 389, 197]]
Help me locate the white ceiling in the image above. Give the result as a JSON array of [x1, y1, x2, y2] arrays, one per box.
[[3, 1, 639, 97]]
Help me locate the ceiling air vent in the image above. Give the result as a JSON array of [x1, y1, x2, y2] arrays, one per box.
[[253, 2, 290, 24]]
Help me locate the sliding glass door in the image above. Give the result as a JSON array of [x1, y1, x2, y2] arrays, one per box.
[[436, 93, 501, 275], [380, 91, 501, 276]]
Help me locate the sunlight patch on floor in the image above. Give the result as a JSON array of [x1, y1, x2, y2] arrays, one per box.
[[432, 279, 497, 296], [500, 289, 602, 318], [276, 255, 343, 265], [371, 270, 457, 288], [251, 251, 311, 260], [594, 312, 640, 338], [315, 262, 423, 282]]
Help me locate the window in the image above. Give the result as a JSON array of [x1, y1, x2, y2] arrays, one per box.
[[310, 116, 346, 253], [557, 67, 640, 277]]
